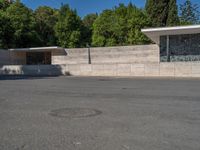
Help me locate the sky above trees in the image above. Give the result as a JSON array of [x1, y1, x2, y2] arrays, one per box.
[[21, 0, 200, 17]]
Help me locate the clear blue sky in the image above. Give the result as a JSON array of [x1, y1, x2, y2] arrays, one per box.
[[21, 0, 200, 17]]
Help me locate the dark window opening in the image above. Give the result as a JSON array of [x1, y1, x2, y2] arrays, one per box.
[[26, 52, 51, 65], [160, 33, 200, 62]]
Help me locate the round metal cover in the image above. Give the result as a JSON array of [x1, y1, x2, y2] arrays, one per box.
[[49, 108, 102, 118]]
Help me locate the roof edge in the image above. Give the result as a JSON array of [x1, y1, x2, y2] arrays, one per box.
[[9, 46, 64, 51], [141, 24, 200, 33]]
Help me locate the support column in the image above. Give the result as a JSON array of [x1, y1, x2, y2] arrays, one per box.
[[166, 35, 170, 62]]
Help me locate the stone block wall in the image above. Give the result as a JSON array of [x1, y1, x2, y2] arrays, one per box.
[[65, 62, 200, 78], [1, 63, 200, 78], [52, 44, 159, 65]]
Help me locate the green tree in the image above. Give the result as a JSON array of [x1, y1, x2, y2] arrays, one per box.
[[167, 0, 180, 26], [92, 10, 117, 46], [145, 0, 168, 27], [92, 3, 151, 47], [0, 10, 14, 48], [180, 0, 200, 24], [0, 0, 11, 10], [127, 5, 152, 44], [6, 0, 40, 48], [82, 13, 98, 45], [55, 4, 83, 48], [146, 0, 179, 27], [34, 6, 58, 46]]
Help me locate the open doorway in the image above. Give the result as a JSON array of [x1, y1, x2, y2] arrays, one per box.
[[26, 52, 51, 65]]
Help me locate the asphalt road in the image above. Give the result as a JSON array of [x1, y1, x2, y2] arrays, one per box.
[[0, 76, 200, 150]]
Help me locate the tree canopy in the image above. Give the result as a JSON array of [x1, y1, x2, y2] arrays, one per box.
[[0, 0, 199, 49], [92, 4, 151, 47], [54, 4, 84, 48], [34, 6, 58, 46], [6, 0, 40, 48], [180, 0, 200, 24], [145, 0, 180, 27]]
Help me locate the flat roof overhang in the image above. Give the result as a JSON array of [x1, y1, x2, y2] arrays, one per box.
[[9, 46, 66, 53], [141, 25, 200, 44]]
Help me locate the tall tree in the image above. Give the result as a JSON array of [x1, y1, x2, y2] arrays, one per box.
[[82, 13, 98, 45], [55, 4, 83, 48], [145, 0, 179, 27], [92, 3, 151, 47], [0, 0, 11, 10], [167, 0, 180, 26], [180, 0, 200, 24], [92, 10, 117, 46], [145, 0, 168, 27], [6, 0, 40, 48], [127, 5, 152, 44], [0, 10, 14, 48], [34, 6, 58, 46]]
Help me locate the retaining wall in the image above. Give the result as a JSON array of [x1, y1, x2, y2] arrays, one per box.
[[0, 65, 68, 76], [66, 62, 200, 77], [1, 62, 200, 78], [52, 44, 159, 65]]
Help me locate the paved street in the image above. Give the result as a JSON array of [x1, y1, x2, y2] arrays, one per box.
[[0, 76, 200, 150]]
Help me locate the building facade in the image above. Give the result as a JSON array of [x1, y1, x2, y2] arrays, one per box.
[[1, 25, 200, 77]]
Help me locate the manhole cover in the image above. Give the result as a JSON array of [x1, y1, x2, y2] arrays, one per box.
[[49, 108, 102, 118]]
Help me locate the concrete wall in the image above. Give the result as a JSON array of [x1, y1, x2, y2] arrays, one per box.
[[65, 62, 200, 78], [0, 65, 68, 76], [0, 50, 10, 65], [0, 50, 26, 65], [52, 45, 159, 65], [1, 62, 200, 78], [2, 44, 200, 78]]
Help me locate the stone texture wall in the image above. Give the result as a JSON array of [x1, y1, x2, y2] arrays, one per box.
[[65, 62, 200, 77], [0, 65, 67, 76], [52, 45, 159, 65], [1, 63, 200, 78], [2, 44, 200, 78]]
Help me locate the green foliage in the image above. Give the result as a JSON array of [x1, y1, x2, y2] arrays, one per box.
[[92, 3, 151, 47], [179, 0, 200, 24], [0, 10, 14, 48], [146, 0, 179, 27], [55, 4, 83, 48], [1, 0, 191, 49], [34, 6, 58, 46], [127, 5, 152, 44], [167, 0, 180, 26], [0, 0, 10, 10], [6, 0, 40, 48], [82, 13, 98, 45]]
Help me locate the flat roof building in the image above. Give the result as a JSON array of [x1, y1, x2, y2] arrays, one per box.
[[142, 25, 200, 62], [8, 47, 67, 65]]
